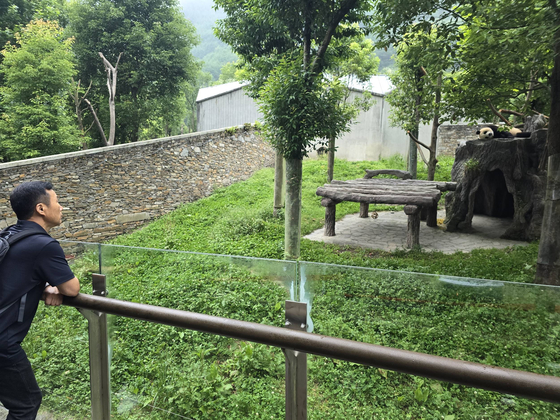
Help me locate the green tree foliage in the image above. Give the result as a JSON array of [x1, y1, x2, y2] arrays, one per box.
[[213, 61, 241, 85], [387, 26, 455, 179], [68, 0, 201, 144], [0, 0, 66, 49], [258, 55, 355, 160], [387, 28, 450, 131], [375, 0, 553, 124], [326, 28, 379, 181], [449, 0, 553, 122], [0, 20, 81, 161], [215, 0, 374, 258], [372, 0, 560, 283]]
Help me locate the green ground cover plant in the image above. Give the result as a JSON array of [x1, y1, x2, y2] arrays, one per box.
[[25, 156, 558, 419]]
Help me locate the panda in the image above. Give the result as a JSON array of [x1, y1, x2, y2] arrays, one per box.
[[477, 126, 495, 140], [476, 124, 531, 140]]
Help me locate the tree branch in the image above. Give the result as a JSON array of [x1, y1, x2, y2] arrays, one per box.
[[532, 110, 549, 119], [416, 140, 429, 165], [498, 109, 525, 117], [84, 99, 108, 146], [407, 130, 431, 150], [84, 121, 95, 135], [303, 0, 312, 68], [487, 99, 512, 125], [311, 0, 359, 74]]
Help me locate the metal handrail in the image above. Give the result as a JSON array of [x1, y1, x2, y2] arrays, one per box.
[[64, 293, 560, 403]]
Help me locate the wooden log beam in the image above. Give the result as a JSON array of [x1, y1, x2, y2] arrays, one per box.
[[360, 202, 369, 218], [320, 198, 341, 207], [364, 169, 413, 180], [331, 179, 457, 191], [319, 186, 441, 198], [330, 179, 457, 191], [316, 188, 438, 207], [404, 205, 421, 249], [324, 184, 446, 191]]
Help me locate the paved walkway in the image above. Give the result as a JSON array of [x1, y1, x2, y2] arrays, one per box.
[[305, 210, 530, 253]]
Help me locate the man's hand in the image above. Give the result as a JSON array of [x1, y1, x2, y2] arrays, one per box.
[[43, 285, 64, 306]]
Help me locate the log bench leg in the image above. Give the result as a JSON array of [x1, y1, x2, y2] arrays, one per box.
[[322, 198, 337, 237], [426, 206, 438, 227], [404, 205, 421, 249], [420, 206, 427, 221], [359, 202, 369, 218]]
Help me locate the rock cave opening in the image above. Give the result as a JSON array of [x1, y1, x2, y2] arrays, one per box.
[[473, 169, 514, 218]]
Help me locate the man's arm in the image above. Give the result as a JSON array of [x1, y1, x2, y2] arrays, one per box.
[[43, 277, 80, 306], [56, 277, 80, 297]]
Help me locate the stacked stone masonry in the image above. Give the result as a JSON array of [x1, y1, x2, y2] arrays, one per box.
[[0, 127, 274, 242], [437, 125, 485, 156]]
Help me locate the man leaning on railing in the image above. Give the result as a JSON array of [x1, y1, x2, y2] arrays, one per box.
[[0, 181, 80, 420]]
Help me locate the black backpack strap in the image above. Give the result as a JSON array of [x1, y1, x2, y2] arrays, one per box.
[[0, 237, 8, 260], [6, 228, 49, 245], [0, 225, 50, 322]]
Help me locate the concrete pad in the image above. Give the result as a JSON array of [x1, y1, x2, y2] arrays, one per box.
[[304, 210, 529, 254]]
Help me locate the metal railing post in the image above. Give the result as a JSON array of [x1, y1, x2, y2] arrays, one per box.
[[284, 301, 307, 420], [77, 274, 110, 420]]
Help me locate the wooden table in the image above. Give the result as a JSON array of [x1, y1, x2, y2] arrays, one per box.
[[316, 175, 457, 248]]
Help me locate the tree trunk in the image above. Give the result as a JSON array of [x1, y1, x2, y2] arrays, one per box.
[[273, 149, 285, 217], [536, 31, 560, 284], [108, 95, 116, 145], [99, 52, 122, 146], [285, 158, 303, 260], [408, 131, 418, 179], [427, 74, 442, 181], [327, 136, 335, 183], [408, 68, 424, 179]]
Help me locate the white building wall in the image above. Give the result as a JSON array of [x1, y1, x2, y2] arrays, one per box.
[[197, 85, 435, 161], [309, 92, 433, 161], [197, 88, 262, 132]]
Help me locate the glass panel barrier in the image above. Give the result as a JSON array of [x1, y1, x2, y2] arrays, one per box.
[[299, 261, 560, 419], [24, 241, 100, 419], [99, 244, 296, 419]]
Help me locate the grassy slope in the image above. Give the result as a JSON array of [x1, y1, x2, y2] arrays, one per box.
[[27, 156, 559, 420], [113, 155, 538, 282]]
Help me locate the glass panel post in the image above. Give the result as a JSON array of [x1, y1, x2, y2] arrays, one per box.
[[284, 300, 307, 420], [78, 274, 110, 420]]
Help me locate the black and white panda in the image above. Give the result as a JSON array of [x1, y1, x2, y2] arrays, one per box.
[[476, 124, 531, 140], [477, 126, 495, 140]]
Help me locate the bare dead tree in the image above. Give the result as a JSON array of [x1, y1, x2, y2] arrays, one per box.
[[70, 78, 108, 147], [83, 99, 108, 146], [99, 52, 122, 146]]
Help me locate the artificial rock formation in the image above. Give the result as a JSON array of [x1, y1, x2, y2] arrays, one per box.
[[444, 130, 547, 241]]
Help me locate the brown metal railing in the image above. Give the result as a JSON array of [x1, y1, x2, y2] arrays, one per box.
[[67, 287, 560, 420]]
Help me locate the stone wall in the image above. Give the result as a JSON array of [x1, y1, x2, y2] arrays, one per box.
[[0, 127, 273, 242], [437, 124, 482, 156]]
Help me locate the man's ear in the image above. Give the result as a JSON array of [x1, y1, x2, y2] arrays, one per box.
[[36, 202, 46, 216]]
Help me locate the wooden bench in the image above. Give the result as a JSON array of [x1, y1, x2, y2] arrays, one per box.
[[315, 170, 457, 248]]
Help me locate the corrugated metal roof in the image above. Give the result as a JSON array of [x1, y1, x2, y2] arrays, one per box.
[[347, 75, 394, 96], [196, 75, 394, 103], [196, 81, 249, 102]]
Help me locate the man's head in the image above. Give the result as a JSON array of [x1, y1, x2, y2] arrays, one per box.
[[10, 181, 63, 229]]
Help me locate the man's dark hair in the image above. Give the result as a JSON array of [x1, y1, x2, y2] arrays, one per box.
[[9, 181, 54, 220]]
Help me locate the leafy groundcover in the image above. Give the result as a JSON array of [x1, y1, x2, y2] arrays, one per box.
[[27, 156, 558, 419]]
